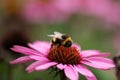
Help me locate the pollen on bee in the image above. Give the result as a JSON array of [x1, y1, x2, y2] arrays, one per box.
[[52, 38, 56, 42]]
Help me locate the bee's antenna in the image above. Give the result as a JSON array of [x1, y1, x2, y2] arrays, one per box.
[[48, 34, 55, 37]]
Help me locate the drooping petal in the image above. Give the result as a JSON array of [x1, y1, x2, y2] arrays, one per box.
[[29, 55, 49, 61], [82, 57, 115, 70], [74, 65, 95, 77], [11, 45, 43, 56], [10, 56, 33, 64], [35, 62, 57, 71], [64, 65, 79, 80], [26, 60, 49, 73], [57, 63, 67, 70]]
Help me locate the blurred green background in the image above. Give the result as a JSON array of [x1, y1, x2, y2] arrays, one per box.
[[0, 0, 119, 80]]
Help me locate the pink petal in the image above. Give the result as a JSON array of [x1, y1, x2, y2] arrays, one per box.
[[28, 43, 49, 56], [86, 76, 97, 80], [11, 45, 43, 56], [82, 57, 115, 70], [81, 50, 100, 57], [90, 53, 110, 57], [26, 60, 49, 73], [32, 41, 50, 49], [57, 64, 67, 70], [72, 43, 81, 51], [88, 57, 114, 64], [35, 62, 57, 71], [74, 65, 95, 77], [81, 50, 110, 57], [64, 65, 78, 80], [10, 56, 33, 64], [29, 55, 49, 61]]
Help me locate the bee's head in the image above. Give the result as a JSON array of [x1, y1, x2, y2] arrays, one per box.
[[61, 35, 73, 47]]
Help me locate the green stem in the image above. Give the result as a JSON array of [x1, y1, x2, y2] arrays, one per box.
[[60, 71, 69, 80], [7, 64, 14, 80]]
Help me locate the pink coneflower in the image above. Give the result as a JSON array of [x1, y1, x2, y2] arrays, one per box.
[[10, 33, 114, 80], [21, 0, 80, 23]]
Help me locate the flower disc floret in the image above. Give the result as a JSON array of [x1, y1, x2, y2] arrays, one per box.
[[48, 45, 82, 65]]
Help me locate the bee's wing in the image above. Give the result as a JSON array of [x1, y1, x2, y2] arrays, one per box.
[[54, 32, 62, 35], [48, 32, 63, 39]]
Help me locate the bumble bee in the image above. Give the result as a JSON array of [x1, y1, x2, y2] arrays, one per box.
[[48, 32, 73, 47]]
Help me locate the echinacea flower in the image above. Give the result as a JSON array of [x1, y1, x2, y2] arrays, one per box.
[[10, 40, 114, 80]]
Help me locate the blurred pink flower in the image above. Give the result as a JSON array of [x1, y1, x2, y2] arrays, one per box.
[[10, 41, 114, 80], [80, 0, 120, 25], [21, 0, 80, 23], [21, 0, 120, 25]]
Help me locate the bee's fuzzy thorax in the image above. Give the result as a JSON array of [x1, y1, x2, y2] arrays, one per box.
[[48, 32, 73, 47]]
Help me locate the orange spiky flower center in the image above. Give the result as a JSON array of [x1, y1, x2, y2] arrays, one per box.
[[48, 45, 82, 65]]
